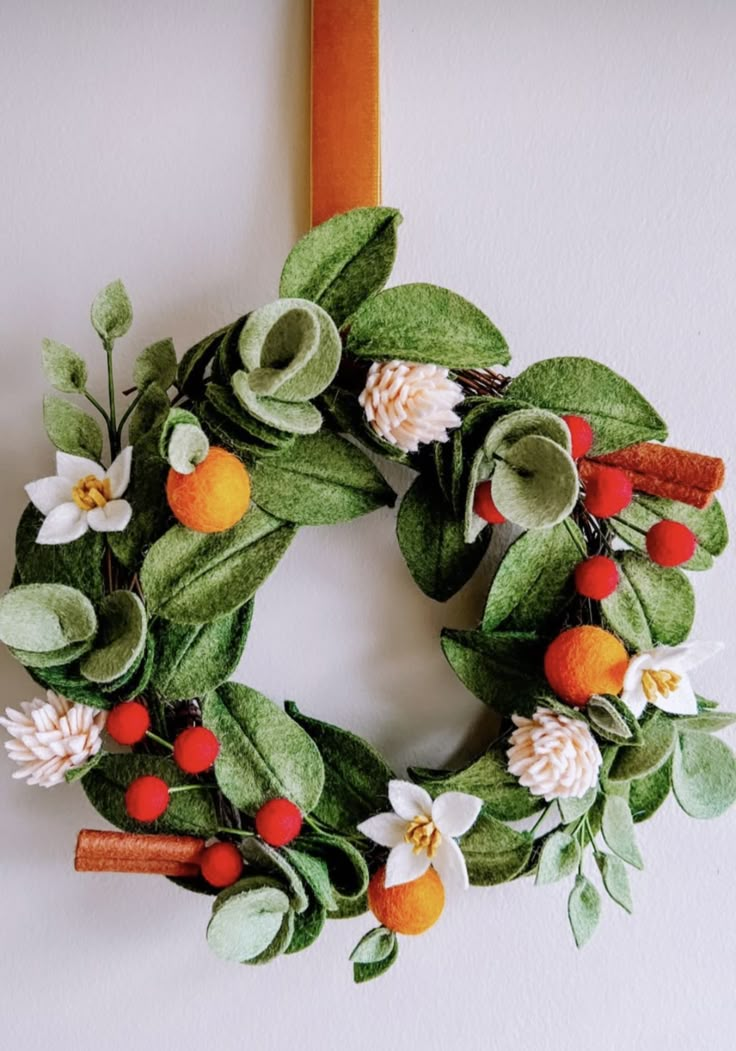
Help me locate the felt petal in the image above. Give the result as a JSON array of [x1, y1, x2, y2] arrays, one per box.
[[105, 446, 133, 498], [620, 682, 647, 719], [432, 836, 470, 891], [623, 652, 655, 693], [357, 812, 407, 848], [86, 499, 132, 533], [25, 476, 72, 515], [56, 451, 104, 481], [653, 677, 698, 716], [385, 842, 431, 888], [432, 791, 483, 838], [388, 780, 433, 820], [36, 503, 87, 545], [667, 641, 724, 673]]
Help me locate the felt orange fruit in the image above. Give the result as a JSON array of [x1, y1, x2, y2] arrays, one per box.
[[544, 625, 629, 707], [166, 447, 250, 533], [367, 865, 445, 935]]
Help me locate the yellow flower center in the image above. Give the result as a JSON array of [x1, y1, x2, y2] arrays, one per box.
[[641, 667, 681, 703], [404, 814, 442, 858], [72, 475, 112, 511]]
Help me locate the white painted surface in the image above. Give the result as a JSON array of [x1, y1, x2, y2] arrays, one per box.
[[0, 2, 734, 1048]]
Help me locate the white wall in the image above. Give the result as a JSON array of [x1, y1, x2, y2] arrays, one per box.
[[1, 2, 734, 1048]]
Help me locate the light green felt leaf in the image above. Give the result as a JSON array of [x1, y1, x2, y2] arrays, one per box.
[[107, 432, 169, 571], [506, 357, 667, 455], [43, 394, 103, 460], [346, 283, 510, 369], [15, 504, 105, 602], [279, 206, 401, 327], [151, 603, 253, 701], [596, 853, 633, 913], [397, 473, 490, 602], [459, 811, 533, 885], [610, 494, 728, 572], [79, 591, 146, 684], [128, 382, 170, 445], [492, 435, 579, 529], [568, 875, 601, 948], [0, 583, 96, 652], [202, 382, 296, 452], [441, 629, 546, 717], [41, 338, 88, 393], [672, 732, 736, 819], [353, 935, 399, 984], [207, 882, 291, 963], [629, 758, 672, 823], [238, 838, 309, 914], [283, 848, 338, 912], [166, 423, 210, 474], [558, 787, 597, 825], [536, 831, 581, 885], [608, 711, 676, 783], [90, 280, 133, 343], [231, 375, 324, 435], [250, 431, 394, 525], [296, 830, 369, 901], [140, 508, 296, 624], [409, 747, 543, 821], [133, 338, 177, 391], [349, 926, 396, 965], [603, 552, 694, 650], [10, 637, 93, 669], [677, 710, 736, 733], [202, 683, 325, 816], [601, 795, 644, 868], [587, 694, 642, 746]]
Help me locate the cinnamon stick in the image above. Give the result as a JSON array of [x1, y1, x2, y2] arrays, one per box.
[[592, 443, 725, 494], [75, 829, 205, 876]]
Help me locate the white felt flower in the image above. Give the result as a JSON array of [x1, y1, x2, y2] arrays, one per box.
[[0, 691, 106, 787], [25, 447, 133, 544], [507, 709, 602, 801], [357, 780, 482, 890], [358, 360, 463, 453], [621, 642, 724, 718]]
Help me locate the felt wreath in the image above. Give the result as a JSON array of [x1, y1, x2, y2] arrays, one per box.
[[1, 207, 732, 982]]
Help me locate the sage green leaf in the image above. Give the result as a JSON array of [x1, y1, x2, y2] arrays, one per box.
[[79, 591, 146, 684], [482, 521, 583, 632], [285, 701, 393, 835], [202, 683, 324, 815], [296, 830, 370, 901], [231, 376, 324, 435], [140, 508, 296, 624], [43, 394, 103, 460], [410, 747, 543, 821], [629, 759, 672, 823], [459, 811, 533, 885], [151, 603, 253, 701], [397, 473, 489, 602], [349, 926, 396, 965], [41, 338, 88, 393], [285, 893, 326, 955], [82, 754, 218, 835], [677, 710, 736, 733], [600, 561, 652, 650], [15, 504, 105, 602], [203, 382, 296, 452], [11, 637, 92, 669], [492, 435, 579, 530], [346, 283, 510, 368], [0, 583, 96, 652], [133, 338, 177, 391], [107, 432, 169, 571], [610, 494, 728, 572], [128, 382, 170, 445], [250, 431, 394, 525], [587, 694, 642, 746], [672, 732, 736, 819], [506, 357, 667, 455], [568, 874, 601, 948], [238, 838, 309, 913], [596, 853, 633, 913], [441, 629, 546, 717], [207, 881, 291, 963], [283, 847, 338, 912], [558, 787, 597, 825], [279, 206, 401, 326], [90, 279, 132, 342], [536, 831, 581, 885], [166, 423, 209, 474], [602, 552, 694, 650], [601, 795, 644, 868], [608, 711, 676, 782], [353, 935, 399, 984]]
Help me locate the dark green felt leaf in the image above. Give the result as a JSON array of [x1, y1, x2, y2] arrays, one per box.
[[568, 874, 601, 948], [586, 694, 642, 747], [43, 395, 103, 460], [128, 382, 170, 445], [596, 853, 633, 913], [610, 494, 728, 572], [608, 712, 676, 783], [0, 583, 97, 652], [206, 880, 291, 963], [459, 811, 533, 885], [283, 847, 338, 912], [133, 338, 177, 391], [151, 603, 253, 702], [441, 629, 546, 717], [353, 935, 399, 984], [349, 926, 396, 965], [601, 795, 644, 868], [64, 751, 104, 783], [672, 732, 736, 819], [409, 747, 542, 821], [536, 831, 580, 885], [79, 591, 146, 684], [28, 663, 111, 709], [90, 280, 132, 343], [177, 321, 234, 399], [602, 552, 694, 649], [346, 283, 510, 368], [285, 893, 326, 955], [629, 758, 672, 823], [15, 504, 105, 602], [296, 831, 369, 901], [41, 338, 88, 393], [108, 433, 170, 571]]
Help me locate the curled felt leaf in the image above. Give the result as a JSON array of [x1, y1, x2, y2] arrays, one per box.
[[0, 583, 97, 653], [166, 422, 210, 475], [79, 591, 147, 684]]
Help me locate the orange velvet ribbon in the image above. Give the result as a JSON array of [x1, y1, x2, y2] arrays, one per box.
[[311, 0, 381, 227]]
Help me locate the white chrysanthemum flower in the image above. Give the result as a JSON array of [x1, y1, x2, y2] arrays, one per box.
[[621, 641, 723, 718], [507, 709, 602, 802], [358, 360, 463, 453], [0, 691, 106, 787]]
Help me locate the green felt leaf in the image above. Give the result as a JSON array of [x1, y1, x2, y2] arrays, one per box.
[[587, 694, 642, 747], [133, 338, 177, 391], [247, 909, 295, 966], [602, 552, 694, 650], [10, 637, 92, 668], [482, 521, 583, 633], [677, 710, 736, 733], [568, 874, 601, 948], [28, 662, 111, 709], [202, 683, 324, 815], [346, 283, 510, 369], [202, 383, 296, 453], [64, 751, 104, 783], [672, 732, 736, 819], [0, 583, 96, 652], [596, 853, 633, 913], [238, 838, 309, 914], [441, 629, 546, 717], [283, 848, 338, 912], [558, 787, 597, 825], [536, 831, 581, 885], [285, 701, 393, 835], [349, 926, 396, 965], [506, 357, 667, 455], [397, 473, 490, 602], [279, 206, 401, 327], [610, 494, 728, 572], [43, 395, 104, 460], [107, 432, 170, 571], [250, 431, 394, 525], [459, 811, 533, 885], [82, 754, 218, 836], [206, 881, 291, 963], [296, 830, 370, 901], [231, 375, 324, 435], [491, 434, 579, 530], [151, 603, 253, 701], [41, 338, 88, 393], [79, 591, 146, 684], [601, 794, 643, 868], [353, 934, 399, 984], [177, 320, 235, 399], [140, 508, 296, 624], [90, 280, 132, 343], [128, 382, 171, 445], [15, 504, 105, 602], [409, 747, 543, 821], [629, 758, 672, 823], [608, 711, 676, 782], [285, 893, 327, 955], [329, 890, 368, 920], [432, 427, 465, 516]]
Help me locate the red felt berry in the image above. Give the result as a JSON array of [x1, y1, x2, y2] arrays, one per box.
[[583, 465, 633, 518], [106, 701, 150, 745], [473, 481, 506, 524], [561, 415, 594, 460], [646, 520, 697, 567], [200, 842, 244, 888], [574, 555, 619, 600], [173, 727, 220, 774], [255, 798, 303, 847], [125, 776, 170, 823]]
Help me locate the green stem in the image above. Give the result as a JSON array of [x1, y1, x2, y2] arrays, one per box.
[[216, 827, 255, 838], [530, 801, 555, 836], [611, 515, 646, 536], [117, 389, 143, 439], [168, 784, 216, 795], [145, 731, 173, 751], [104, 339, 119, 457], [84, 390, 111, 427], [564, 517, 589, 557]]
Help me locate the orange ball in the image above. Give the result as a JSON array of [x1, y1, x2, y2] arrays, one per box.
[[367, 865, 445, 936], [544, 625, 629, 707], [166, 447, 250, 533]]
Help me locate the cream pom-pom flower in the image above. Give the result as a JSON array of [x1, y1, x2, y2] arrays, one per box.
[[0, 691, 106, 787], [507, 709, 602, 802], [358, 359, 463, 453]]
